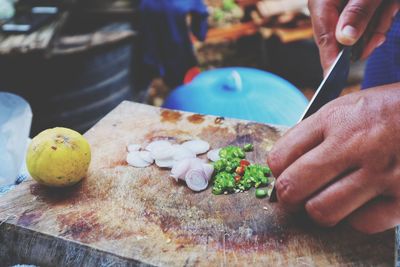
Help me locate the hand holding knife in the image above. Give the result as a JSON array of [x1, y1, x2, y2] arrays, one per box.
[[269, 46, 351, 202], [268, 36, 371, 202], [268, 0, 384, 202]]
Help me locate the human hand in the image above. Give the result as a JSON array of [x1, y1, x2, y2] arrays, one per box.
[[267, 83, 400, 234], [308, 0, 400, 72]]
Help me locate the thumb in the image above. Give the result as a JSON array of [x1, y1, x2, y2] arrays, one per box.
[[336, 0, 383, 45]]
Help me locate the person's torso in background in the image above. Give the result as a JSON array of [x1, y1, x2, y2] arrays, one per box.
[[362, 13, 400, 89]]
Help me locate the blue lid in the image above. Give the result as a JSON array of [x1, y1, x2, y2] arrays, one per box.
[[163, 67, 309, 126]]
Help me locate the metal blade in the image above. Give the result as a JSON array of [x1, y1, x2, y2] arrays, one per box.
[[299, 47, 351, 121], [269, 47, 351, 202]]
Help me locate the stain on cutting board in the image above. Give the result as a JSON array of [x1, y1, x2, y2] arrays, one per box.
[[161, 110, 182, 123], [187, 114, 205, 124]]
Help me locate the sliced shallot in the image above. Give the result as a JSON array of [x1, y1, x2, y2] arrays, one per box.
[[190, 157, 206, 168], [171, 158, 192, 182], [202, 163, 214, 180], [127, 152, 152, 168], [155, 158, 175, 169], [138, 150, 154, 164], [127, 144, 141, 152], [207, 148, 221, 162], [185, 169, 208, 192], [147, 141, 174, 160], [146, 140, 172, 150], [182, 140, 210, 155], [145, 140, 171, 152], [172, 145, 196, 161]]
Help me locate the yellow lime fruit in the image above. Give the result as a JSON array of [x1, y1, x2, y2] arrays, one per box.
[[26, 127, 91, 187]]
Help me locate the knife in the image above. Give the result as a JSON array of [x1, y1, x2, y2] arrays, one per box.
[[299, 46, 352, 120], [269, 46, 352, 202]]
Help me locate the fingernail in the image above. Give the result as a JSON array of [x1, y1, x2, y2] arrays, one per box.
[[377, 36, 386, 47], [341, 25, 358, 41], [393, 8, 399, 18]]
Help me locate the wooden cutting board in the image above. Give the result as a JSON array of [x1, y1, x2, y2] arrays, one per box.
[[0, 102, 394, 266]]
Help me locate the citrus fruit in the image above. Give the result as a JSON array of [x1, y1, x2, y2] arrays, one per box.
[[26, 127, 91, 187]]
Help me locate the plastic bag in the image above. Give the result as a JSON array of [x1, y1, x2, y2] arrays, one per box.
[[0, 92, 32, 186], [0, 0, 15, 20]]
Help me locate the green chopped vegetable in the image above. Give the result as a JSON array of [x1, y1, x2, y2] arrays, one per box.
[[255, 188, 268, 198], [243, 143, 254, 152], [212, 172, 235, 195], [222, 0, 237, 11], [212, 144, 272, 197], [213, 8, 224, 22], [219, 145, 245, 159], [236, 164, 271, 191]]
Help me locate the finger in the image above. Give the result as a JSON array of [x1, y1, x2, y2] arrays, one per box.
[[267, 113, 324, 178], [360, 33, 386, 60], [305, 169, 383, 227], [360, 2, 400, 59], [348, 197, 400, 234], [336, 0, 383, 46], [275, 138, 359, 207], [308, 0, 342, 71]]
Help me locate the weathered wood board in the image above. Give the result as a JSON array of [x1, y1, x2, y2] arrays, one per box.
[[0, 102, 394, 266]]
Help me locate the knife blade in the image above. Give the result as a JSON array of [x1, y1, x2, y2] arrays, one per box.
[[269, 47, 351, 202], [299, 46, 352, 120]]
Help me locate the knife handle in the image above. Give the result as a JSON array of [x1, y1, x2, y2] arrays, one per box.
[[351, 36, 367, 62], [351, 31, 372, 61]]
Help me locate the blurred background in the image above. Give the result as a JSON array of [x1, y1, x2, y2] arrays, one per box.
[[0, 0, 365, 136]]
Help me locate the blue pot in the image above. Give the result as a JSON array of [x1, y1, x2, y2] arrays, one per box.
[[163, 67, 308, 126]]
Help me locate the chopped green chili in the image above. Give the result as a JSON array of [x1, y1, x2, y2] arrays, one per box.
[[255, 188, 268, 198], [243, 143, 254, 152], [212, 144, 272, 198]]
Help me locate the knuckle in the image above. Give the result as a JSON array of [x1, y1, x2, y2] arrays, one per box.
[[368, 152, 396, 174], [345, 3, 373, 19], [305, 201, 338, 227], [315, 32, 335, 48], [275, 178, 297, 204], [355, 172, 383, 198], [392, 166, 400, 190], [267, 149, 282, 175], [319, 104, 342, 127]]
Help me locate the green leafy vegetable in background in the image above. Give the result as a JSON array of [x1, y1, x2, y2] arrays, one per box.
[[222, 0, 237, 12], [213, 8, 224, 22]]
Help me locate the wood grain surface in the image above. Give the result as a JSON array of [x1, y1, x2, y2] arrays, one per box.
[[0, 102, 394, 266]]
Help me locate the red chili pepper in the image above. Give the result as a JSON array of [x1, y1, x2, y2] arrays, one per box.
[[240, 160, 250, 167], [236, 166, 244, 175], [234, 175, 242, 182]]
